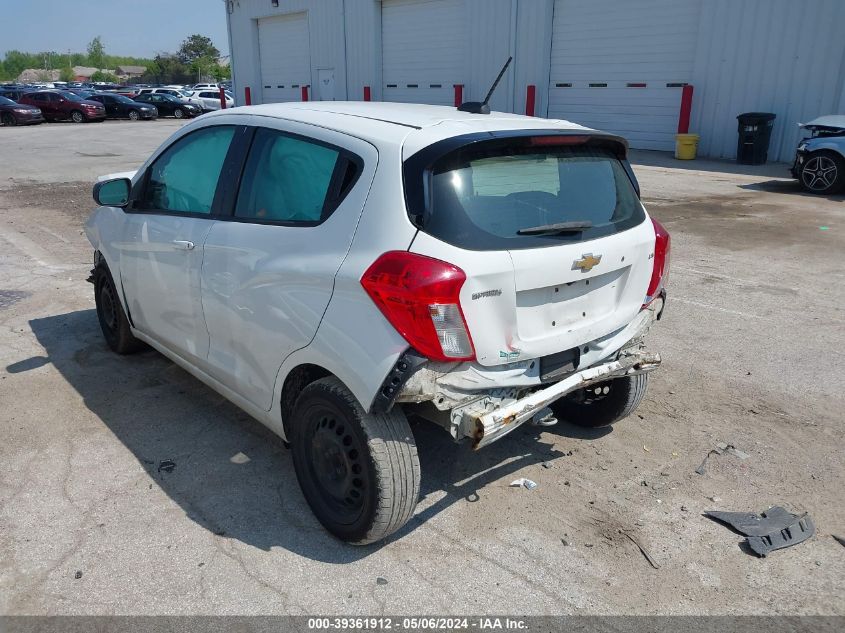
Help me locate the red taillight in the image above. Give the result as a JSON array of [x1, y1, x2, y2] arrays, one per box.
[[361, 251, 476, 362], [644, 218, 671, 307]]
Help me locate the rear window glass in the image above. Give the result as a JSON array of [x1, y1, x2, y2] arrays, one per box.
[[410, 140, 645, 250]]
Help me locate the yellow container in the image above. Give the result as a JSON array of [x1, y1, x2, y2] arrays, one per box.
[[675, 133, 700, 160]]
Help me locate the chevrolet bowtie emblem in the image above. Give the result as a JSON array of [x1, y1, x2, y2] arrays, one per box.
[[572, 253, 602, 273]]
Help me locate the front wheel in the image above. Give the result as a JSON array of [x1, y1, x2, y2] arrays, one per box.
[[800, 150, 844, 194], [551, 373, 649, 428], [1, 112, 16, 126], [94, 265, 145, 354], [290, 377, 420, 544], [173, 108, 184, 119], [128, 109, 139, 121], [70, 110, 84, 123]]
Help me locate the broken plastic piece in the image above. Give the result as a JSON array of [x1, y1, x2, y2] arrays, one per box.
[[510, 478, 538, 490], [704, 506, 815, 557]]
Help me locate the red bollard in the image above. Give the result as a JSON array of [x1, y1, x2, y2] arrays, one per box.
[[301, 85, 309, 101], [363, 86, 371, 101], [677, 84, 694, 134], [453, 84, 463, 107], [244, 86, 251, 106], [219, 86, 227, 110], [525, 85, 536, 117]]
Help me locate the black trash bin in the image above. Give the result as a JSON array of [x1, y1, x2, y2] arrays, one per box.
[[736, 112, 776, 165]]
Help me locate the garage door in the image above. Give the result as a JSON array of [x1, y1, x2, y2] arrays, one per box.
[[381, 0, 466, 105], [258, 12, 310, 104], [547, 0, 700, 151]]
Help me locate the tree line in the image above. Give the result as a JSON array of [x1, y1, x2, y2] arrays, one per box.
[[0, 35, 230, 84]]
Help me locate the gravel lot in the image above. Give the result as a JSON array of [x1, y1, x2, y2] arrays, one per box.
[[1, 119, 843, 616]]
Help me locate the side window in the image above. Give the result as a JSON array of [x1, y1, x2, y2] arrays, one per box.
[[139, 126, 236, 215], [234, 128, 342, 224]]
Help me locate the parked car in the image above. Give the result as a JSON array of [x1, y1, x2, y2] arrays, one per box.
[[85, 102, 668, 544], [0, 95, 44, 126], [190, 89, 234, 111], [132, 93, 200, 119], [135, 87, 204, 110], [88, 93, 158, 121], [18, 90, 105, 123], [0, 87, 32, 102], [791, 115, 845, 195], [192, 83, 220, 91]]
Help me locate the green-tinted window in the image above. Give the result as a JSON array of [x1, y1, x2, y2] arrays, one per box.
[[235, 128, 340, 223], [143, 126, 235, 214]]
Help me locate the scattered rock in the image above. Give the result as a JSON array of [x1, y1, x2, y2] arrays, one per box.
[[681, 505, 689, 512], [541, 462, 553, 469], [74, 571, 82, 580], [585, 543, 594, 548], [651, 482, 665, 491], [376, 577, 388, 586], [198, 562, 205, 567], [599, 465, 608, 471], [708, 496, 721, 502], [660, 471, 670, 477], [561, 538, 570, 546], [564, 480, 571, 486]]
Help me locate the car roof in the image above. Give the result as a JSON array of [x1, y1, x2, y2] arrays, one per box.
[[203, 101, 597, 155]]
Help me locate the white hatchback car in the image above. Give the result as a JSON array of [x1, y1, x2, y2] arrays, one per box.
[[189, 89, 235, 111], [86, 102, 669, 544]]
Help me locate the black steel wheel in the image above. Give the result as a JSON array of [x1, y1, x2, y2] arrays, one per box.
[[94, 265, 144, 354], [551, 373, 649, 428], [290, 377, 420, 544], [1, 112, 16, 126]]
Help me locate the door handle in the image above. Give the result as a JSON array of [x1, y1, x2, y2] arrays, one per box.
[[172, 240, 195, 250]]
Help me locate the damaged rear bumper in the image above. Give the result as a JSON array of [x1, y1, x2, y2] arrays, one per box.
[[470, 349, 661, 449]]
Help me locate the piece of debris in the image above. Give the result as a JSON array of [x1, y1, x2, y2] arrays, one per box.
[[376, 577, 388, 586], [680, 505, 689, 512], [704, 506, 816, 557], [541, 462, 553, 469], [74, 571, 82, 579], [584, 543, 594, 548], [564, 480, 571, 486], [230, 452, 251, 465], [708, 496, 721, 502], [561, 538, 570, 546], [643, 445, 650, 452], [510, 478, 537, 490], [619, 530, 660, 569], [832, 535, 845, 548], [157, 460, 176, 474], [696, 442, 749, 474]]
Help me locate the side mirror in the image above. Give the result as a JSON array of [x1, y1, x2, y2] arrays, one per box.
[[93, 178, 131, 208]]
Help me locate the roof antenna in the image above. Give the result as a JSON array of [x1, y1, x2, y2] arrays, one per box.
[[457, 56, 512, 115]]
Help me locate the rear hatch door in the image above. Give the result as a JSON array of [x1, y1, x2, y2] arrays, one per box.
[[406, 133, 656, 366]]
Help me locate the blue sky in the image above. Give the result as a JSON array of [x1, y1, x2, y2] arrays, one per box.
[[6, 0, 229, 57]]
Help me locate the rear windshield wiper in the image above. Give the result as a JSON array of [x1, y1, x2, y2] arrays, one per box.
[[517, 221, 593, 236]]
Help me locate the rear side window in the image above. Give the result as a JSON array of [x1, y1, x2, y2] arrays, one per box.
[[234, 128, 346, 224], [139, 126, 235, 215], [407, 137, 645, 250]]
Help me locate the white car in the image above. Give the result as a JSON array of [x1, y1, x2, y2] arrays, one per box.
[[192, 83, 221, 91], [85, 102, 669, 544], [190, 89, 234, 111]]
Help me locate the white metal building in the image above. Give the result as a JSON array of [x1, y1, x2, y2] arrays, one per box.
[[224, 0, 845, 162]]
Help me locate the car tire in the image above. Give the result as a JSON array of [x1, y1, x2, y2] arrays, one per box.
[[290, 376, 420, 545], [551, 373, 649, 428], [94, 265, 145, 355], [128, 110, 139, 121], [1, 112, 15, 126], [70, 110, 84, 123], [173, 108, 184, 119], [800, 150, 845, 194]]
